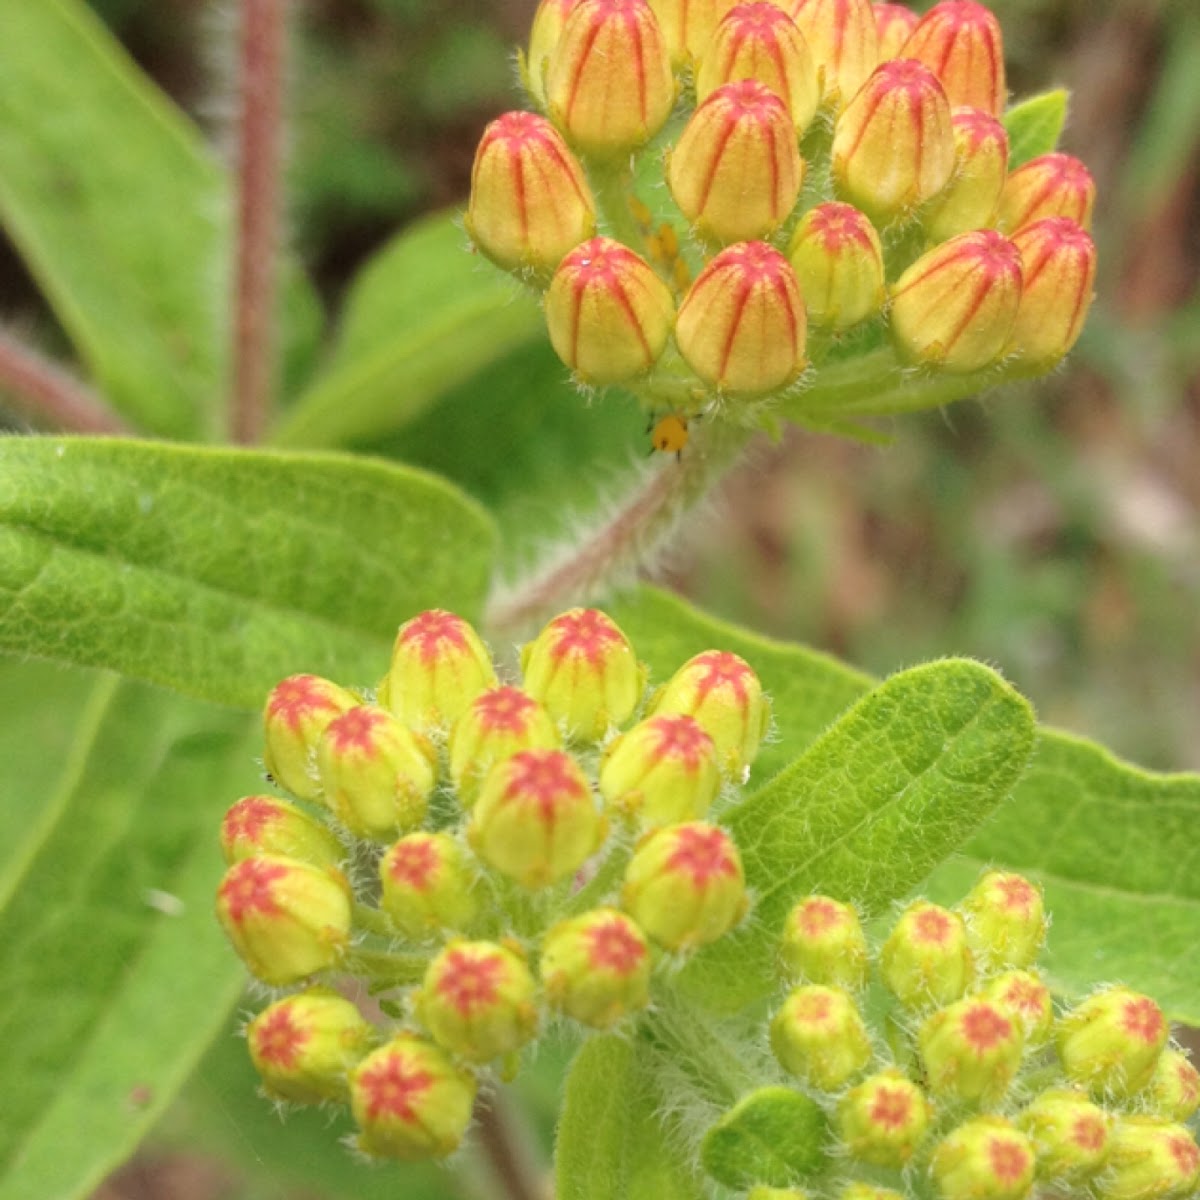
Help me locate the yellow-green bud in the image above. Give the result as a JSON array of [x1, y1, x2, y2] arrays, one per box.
[[379, 832, 480, 939], [1147, 1050, 1200, 1123], [880, 900, 974, 1008], [219, 794, 344, 869], [415, 940, 539, 1064], [262, 674, 359, 801], [980, 969, 1054, 1044], [961, 869, 1047, 970], [770, 983, 872, 1090], [780, 894, 869, 989], [872, 3, 917, 60], [1017, 1087, 1112, 1180], [246, 989, 375, 1104], [901, 0, 1006, 117], [526, 0, 586, 107], [919, 995, 1025, 1106], [924, 107, 1009, 244], [215, 855, 352, 986], [647, 0, 739, 64], [838, 1187, 903, 1200], [1057, 987, 1169, 1097], [838, 1068, 932, 1167], [749, 1189, 810, 1200], [468, 748, 606, 888], [599, 714, 720, 827], [520, 608, 646, 741], [349, 1034, 477, 1160], [540, 908, 653, 1027], [622, 821, 748, 950], [787, 0, 879, 108], [996, 151, 1095, 234], [786, 202, 885, 332], [931, 1116, 1035, 1200], [1099, 1118, 1200, 1200]]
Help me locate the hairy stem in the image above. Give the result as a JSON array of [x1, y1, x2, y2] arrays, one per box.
[[474, 1097, 548, 1200], [230, 0, 287, 445], [0, 329, 131, 434]]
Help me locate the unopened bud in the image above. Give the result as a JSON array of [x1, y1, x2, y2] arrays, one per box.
[[787, 0, 879, 107], [668, 81, 804, 243], [1147, 1050, 1200, 1123], [465, 111, 596, 276], [931, 1116, 1035, 1200], [647, 649, 771, 775], [520, 607, 646, 740], [981, 969, 1054, 1044], [696, 3, 820, 130], [622, 821, 748, 949], [546, 0, 676, 155], [1005, 217, 1096, 366], [920, 996, 1025, 1106], [996, 152, 1095, 233], [750, 1190, 810, 1200], [247, 989, 375, 1104], [873, 3, 918, 60], [832, 59, 956, 225], [1017, 1088, 1112, 1180], [526, 0, 586, 106], [262, 674, 359, 801], [961, 869, 1047, 970], [379, 832, 481, 939], [924, 107, 1009, 243], [647, 0, 740, 63], [889, 228, 1023, 372], [770, 983, 872, 1090], [838, 1068, 932, 1166], [1099, 1118, 1200, 1200], [220, 794, 344, 869], [880, 900, 974, 1008], [449, 686, 561, 806], [415, 940, 539, 1063], [216, 855, 352, 985], [349, 1034, 477, 1160], [838, 1187, 903, 1200], [468, 748, 606, 888], [902, 1, 1006, 116], [540, 907, 653, 1027], [787, 202, 885, 331], [385, 610, 497, 730], [780, 894, 869, 989], [1058, 988, 1169, 1097]]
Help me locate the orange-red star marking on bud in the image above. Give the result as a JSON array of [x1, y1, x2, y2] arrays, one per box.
[[435, 948, 505, 1016], [796, 897, 844, 937], [869, 1085, 914, 1130], [399, 610, 469, 663], [691, 651, 754, 703], [1168, 1134, 1200, 1175], [987, 1136, 1031, 1185], [325, 707, 386, 755], [223, 797, 277, 845], [992, 875, 1038, 913], [960, 1002, 1013, 1052], [387, 840, 440, 891], [1177, 1059, 1200, 1104], [267, 675, 341, 729], [998, 976, 1048, 1017], [912, 906, 954, 944], [1070, 1114, 1106, 1153], [547, 609, 624, 666], [650, 715, 713, 769], [666, 825, 738, 887], [1120, 996, 1165, 1043], [792, 990, 835, 1027], [474, 687, 539, 734], [358, 1051, 434, 1123], [587, 918, 646, 975], [505, 750, 586, 819], [220, 859, 289, 922], [252, 1007, 309, 1068]]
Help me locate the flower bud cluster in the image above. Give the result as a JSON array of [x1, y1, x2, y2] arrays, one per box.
[[216, 607, 770, 1160], [735, 871, 1198, 1200], [466, 0, 1097, 422]]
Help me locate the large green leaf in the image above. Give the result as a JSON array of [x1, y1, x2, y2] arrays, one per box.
[[1004, 89, 1068, 170], [0, 437, 497, 708], [0, 681, 260, 1200], [272, 214, 543, 449]]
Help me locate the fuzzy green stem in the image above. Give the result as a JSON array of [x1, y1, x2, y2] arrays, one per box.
[[590, 159, 648, 251], [643, 996, 760, 1108], [343, 947, 426, 987], [352, 902, 394, 938]]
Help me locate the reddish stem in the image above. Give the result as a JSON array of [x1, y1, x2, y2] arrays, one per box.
[[474, 1097, 547, 1200], [230, 0, 287, 445]]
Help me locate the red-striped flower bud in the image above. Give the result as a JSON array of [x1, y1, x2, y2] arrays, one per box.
[[622, 821, 748, 949], [889, 228, 1023, 371], [379, 832, 481, 939], [981, 969, 1054, 1044], [1148, 1050, 1200, 1123], [785, 0, 879, 108], [1017, 1088, 1113, 1180], [1057, 987, 1169, 1096], [881, 900, 974, 1008], [415, 940, 539, 1064], [648, 0, 740, 63], [787, 202, 885, 331], [873, 3, 918, 60], [961, 869, 1047, 970], [839, 1068, 932, 1167], [996, 152, 1096, 233], [520, 607, 646, 740], [770, 983, 872, 1090], [263, 674, 359, 801], [526, 0, 587, 106], [831, 59, 956, 225], [599, 714, 721, 827], [1101, 1119, 1200, 1200], [544, 237, 677, 385], [1005, 217, 1096, 366], [465, 111, 596, 276], [316, 706, 436, 839], [385, 610, 497, 730], [780, 894, 870, 989], [349, 1034, 477, 1160], [220, 794, 344, 869], [668, 80, 804, 243], [924, 107, 1009, 243], [247, 989, 375, 1104], [920, 996, 1025, 1106], [676, 241, 806, 395], [931, 1116, 1035, 1200], [695, 3, 820, 131], [540, 907, 653, 1027], [545, 0, 676, 155], [216, 855, 352, 985], [468, 749, 606, 887], [900, 1, 1006, 116], [449, 686, 561, 806]]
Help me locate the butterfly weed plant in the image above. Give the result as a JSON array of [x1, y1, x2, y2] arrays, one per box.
[[0, 2, 1196, 1200]]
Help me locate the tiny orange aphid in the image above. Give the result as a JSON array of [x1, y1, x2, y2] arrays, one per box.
[[649, 412, 690, 459]]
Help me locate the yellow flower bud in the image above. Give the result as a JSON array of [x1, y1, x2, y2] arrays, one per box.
[[873, 3, 918, 60], [924, 106, 1009, 243], [880, 900, 974, 1008], [961, 869, 1047, 970], [220, 794, 344, 869], [527, 0, 586, 106], [780, 894, 870, 989], [262, 674, 359, 801], [1057, 987, 1169, 1097], [838, 1068, 933, 1166], [787, 201, 885, 331], [902, 0, 1006, 116], [996, 151, 1096, 234], [1018, 1087, 1113, 1180], [785, 0, 879, 108], [379, 832, 481, 939], [931, 1116, 1035, 1200], [1148, 1050, 1200, 1123], [647, 0, 740, 63], [981, 969, 1054, 1044], [920, 996, 1026, 1106], [1100, 1118, 1200, 1200], [770, 983, 872, 1090]]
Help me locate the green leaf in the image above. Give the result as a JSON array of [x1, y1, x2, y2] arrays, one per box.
[[680, 659, 1037, 1012], [1004, 90, 1068, 169], [0, 681, 260, 1200], [930, 729, 1200, 1024], [273, 213, 543, 449], [557, 1036, 704, 1200], [0, 437, 497, 708], [700, 1087, 830, 1191]]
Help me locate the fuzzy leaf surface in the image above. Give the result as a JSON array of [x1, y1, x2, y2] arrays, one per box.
[[0, 438, 496, 708], [1004, 89, 1068, 168]]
